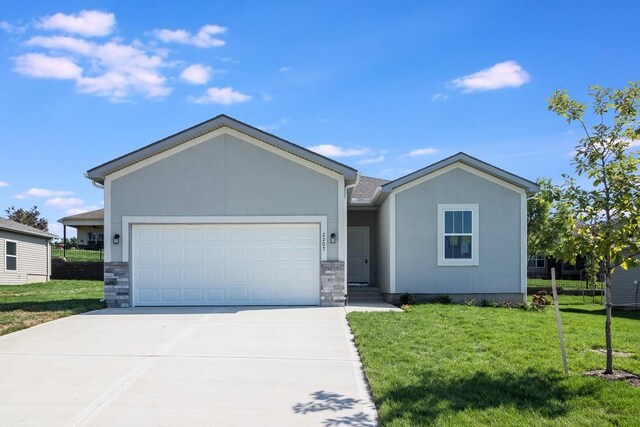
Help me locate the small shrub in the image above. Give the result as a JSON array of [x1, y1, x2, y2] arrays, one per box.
[[433, 295, 453, 304], [531, 291, 551, 311], [461, 298, 476, 306], [399, 292, 416, 305], [498, 300, 514, 309], [481, 299, 497, 307]]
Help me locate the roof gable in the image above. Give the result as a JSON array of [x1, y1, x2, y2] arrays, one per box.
[[0, 217, 57, 239], [381, 152, 540, 194], [86, 115, 358, 183]]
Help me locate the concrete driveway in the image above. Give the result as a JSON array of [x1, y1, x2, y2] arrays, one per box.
[[0, 306, 378, 426]]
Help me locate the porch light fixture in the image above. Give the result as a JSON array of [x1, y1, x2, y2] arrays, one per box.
[[113, 234, 120, 245], [330, 233, 336, 244]]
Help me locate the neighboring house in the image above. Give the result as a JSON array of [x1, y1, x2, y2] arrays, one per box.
[[0, 217, 56, 285], [611, 259, 640, 309], [527, 255, 589, 280], [85, 114, 539, 308], [58, 209, 105, 249]]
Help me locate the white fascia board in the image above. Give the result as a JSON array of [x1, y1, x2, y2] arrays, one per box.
[[520, 191, 527, 299], [121, 215, 329, 263], [389, 193, 396, 293], [104, 177, 112, 263]]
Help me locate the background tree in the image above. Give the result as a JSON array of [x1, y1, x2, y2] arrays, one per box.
[[4, 206, 48, 231], [549, 82, 640, 374], [527, 177, 574, 260]]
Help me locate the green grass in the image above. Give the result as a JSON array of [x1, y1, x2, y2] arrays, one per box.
[[0, 280, 105, 336], [348, 296, 640, 426], [51, 247, 103, 261]]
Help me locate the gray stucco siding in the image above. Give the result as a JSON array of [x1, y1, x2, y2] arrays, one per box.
[[109, 133, 341, 262], [377, 198, 391, 293], [394, 168, 523, 295], [0, 230, 50, 285]]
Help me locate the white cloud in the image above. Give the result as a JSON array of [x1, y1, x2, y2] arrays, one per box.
[[431, 93, 449, 101], [25, 35, 94, 55], [451, 60, 531, 93], [261, 91, 273, 101], [356, 155, 385, 165], [258, 118, 290, 132], [45, 197, 83, 208], [153, 24, 227, 48], [13, 53, 82, 79], [0, 20, 27, 34], [37, 10, 115, 37], [0, 181, 9, 187], [180, 64, 212, 85], [20, 36, 171, 100], [627, 140, 640, 148], [308, 144, 369, 157], [15, 188, 74, 199], [404, 147, 439, 157], [65, 205, 102, 215], [279, 66, 291, 72], [189, 87, 251, 105]]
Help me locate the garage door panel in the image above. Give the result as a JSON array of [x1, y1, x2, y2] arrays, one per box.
[[133, 223, 320, 306], [162, 288, 181, 303], [206, 288, 226, 303]]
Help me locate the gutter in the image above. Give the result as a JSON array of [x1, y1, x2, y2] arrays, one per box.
[[84, 173, 104, 189]]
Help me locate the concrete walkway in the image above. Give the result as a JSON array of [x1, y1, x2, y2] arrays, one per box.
[[0, 306, 378, 426]]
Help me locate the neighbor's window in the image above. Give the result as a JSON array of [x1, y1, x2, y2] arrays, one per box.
[[528, 255, 546, 268], [437, 204, 479, 266], [5, 241, 17, 271]]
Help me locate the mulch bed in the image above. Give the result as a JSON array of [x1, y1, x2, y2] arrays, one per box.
[[584, 370, 640, 387]]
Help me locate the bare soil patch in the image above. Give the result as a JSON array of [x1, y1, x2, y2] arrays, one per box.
[[584, 370, 640, 387], [589, 348, 634, 357]]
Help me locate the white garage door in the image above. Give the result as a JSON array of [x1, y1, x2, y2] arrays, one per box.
[[132, 223, 320, 306]]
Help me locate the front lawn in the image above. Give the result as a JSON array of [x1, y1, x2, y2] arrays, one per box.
[[348, 296, 640, 426], [0, 280, 105, 336]]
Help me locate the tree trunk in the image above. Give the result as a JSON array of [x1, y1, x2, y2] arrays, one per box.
[[604, 271, 614, 374]]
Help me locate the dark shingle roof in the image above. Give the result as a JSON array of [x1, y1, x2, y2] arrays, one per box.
[[59, 209, 104, 222], [351, 176, 390, 203], [0, 217, 57, 239]]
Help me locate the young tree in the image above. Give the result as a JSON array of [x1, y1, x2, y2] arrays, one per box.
[[549, 82, 640, 374], [4, 206, 49, 231], [527, 177, 574, 260]]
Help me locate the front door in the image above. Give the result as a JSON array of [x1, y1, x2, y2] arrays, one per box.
[[347, 227, 370, 283]]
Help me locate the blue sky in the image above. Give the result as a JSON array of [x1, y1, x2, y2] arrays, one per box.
[[0, 1, 638, 237]]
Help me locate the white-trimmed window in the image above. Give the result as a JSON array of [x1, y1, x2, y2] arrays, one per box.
[[528, 255, 546, 268], [437, 204, 479, 266], [5, 240, 17, 271]]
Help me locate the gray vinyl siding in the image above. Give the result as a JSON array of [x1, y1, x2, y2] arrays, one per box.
[[377, 198, 391, 294], [0, 230, 50, 285], [347, 210, 378, 285], [611, 267, 640, 308], [110, 133, 341, 261], [394, 168, 523, 295]]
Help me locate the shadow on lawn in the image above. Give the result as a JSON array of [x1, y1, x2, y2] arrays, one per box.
[[0, 299, 105, 313], [381, 369, 601, 425], [560, 307, 640, 320]]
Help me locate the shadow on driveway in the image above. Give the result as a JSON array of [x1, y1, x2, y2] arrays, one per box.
[[293, 390, 376, 427]]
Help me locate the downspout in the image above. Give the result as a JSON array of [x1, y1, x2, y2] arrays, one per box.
[[343, 172, 360, 305]]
